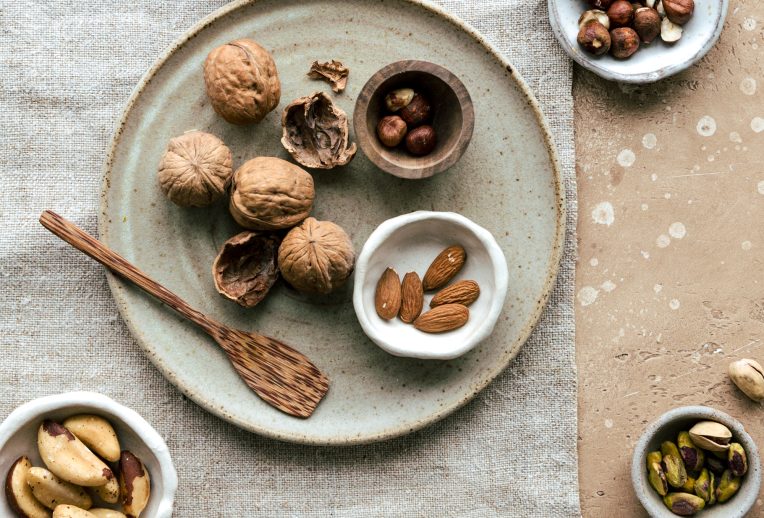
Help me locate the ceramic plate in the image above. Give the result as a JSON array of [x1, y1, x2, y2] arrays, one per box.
[[549, 0, 729, 83], [100, 0, 564, 445]]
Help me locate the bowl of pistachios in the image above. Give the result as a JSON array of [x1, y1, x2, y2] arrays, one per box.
[[632, 406, 761, 517]]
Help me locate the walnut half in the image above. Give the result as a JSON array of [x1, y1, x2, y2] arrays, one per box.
[[281, 91, 357, 169], [212, 231, 281, 308]]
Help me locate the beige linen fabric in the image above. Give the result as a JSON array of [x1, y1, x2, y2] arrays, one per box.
[[0, 1, 579, 516]]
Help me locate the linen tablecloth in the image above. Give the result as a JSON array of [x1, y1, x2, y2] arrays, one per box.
[[0, 1, 579, 515]]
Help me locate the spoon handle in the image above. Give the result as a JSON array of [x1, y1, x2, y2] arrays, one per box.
[[39, 210, 219, 336]]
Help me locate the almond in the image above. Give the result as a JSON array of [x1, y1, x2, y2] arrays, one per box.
[[399, 272, 424, 323], [374, 267, 401, 320], [413, 304, 469, 333], [430, 280, 480, 308], [422, 245, 466, 291]]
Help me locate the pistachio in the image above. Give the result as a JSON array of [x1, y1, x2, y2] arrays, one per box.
[[705, 455, 726, 475], [678, 431, 704, 471], [688, 421, 732, 452], [647, 451, 668, 496], [728, 443, 748, 477], [663, 492, 705, 515], [728, 358, 764, 402], [715, 469, 741, 503], [681, 475, 697, 493], [662, 441, 688, 488], [707, 470, 718, 505], [694, 468, 711, 503]]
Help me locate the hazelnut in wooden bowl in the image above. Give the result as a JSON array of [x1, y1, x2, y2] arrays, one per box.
[[353, 60, 474, 180]]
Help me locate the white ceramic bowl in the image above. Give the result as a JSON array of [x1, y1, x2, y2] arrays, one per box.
[[0, 392, 177, 517], [353, 211, 508, 360], [631, 406, 761, 518], [549, 0, 729, 83]]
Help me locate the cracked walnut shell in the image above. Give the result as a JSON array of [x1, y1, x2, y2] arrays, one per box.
[[229, 157, 315, 230], [157, 131, 233, 207], [281, 91, 357, 169], [203, 38, 281, 125], [212, 231, 281, 308], [278, 217, 355, 294]]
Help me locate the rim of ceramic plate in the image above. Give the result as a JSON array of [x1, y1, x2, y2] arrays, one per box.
[[98, 0, 566, 445], [548, 0, 729, 84]]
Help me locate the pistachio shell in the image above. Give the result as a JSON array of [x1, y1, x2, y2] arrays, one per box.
[[689, 421, 732, 452], [728, 359, 764, 402]]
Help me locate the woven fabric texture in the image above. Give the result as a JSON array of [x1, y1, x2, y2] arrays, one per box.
[[0, 1, 579, 516]]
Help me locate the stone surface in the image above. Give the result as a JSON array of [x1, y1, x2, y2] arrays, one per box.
[[575, 1, 764, 515]]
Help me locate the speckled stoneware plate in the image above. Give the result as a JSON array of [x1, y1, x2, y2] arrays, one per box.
[[100, 0, 564, 445], [549, 0, 729, 84]]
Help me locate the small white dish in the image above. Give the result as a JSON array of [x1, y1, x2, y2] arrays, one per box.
[[548, 0, 729, 83], [0, 392, 176, 517], [353, 211, 509, 360], [631, 405, 761, 518]]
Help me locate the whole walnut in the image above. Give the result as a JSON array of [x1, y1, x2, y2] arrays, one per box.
[[278, 217, 355, 294], [229, 157, 315, 230], [157, 131, 233, 207], [203, 38, 281, 125]]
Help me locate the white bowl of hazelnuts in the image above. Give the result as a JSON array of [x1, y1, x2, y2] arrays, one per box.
[[548, 0, 729, 83]]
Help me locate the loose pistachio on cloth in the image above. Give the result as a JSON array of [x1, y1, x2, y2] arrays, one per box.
[[728, 358, 764, 402]]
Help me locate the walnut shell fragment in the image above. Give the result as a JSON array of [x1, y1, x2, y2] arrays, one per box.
[[213, 231, 281, 308], [203, 38, 281, 125], [307, 60, 349, 93], [281, 91, 357, 169], [157, 131, 233, 207], [278, 217, 355, 294], [229, 157, 315, 230]]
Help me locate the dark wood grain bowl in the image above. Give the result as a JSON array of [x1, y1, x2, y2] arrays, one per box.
[[353, 60, 474, 180]]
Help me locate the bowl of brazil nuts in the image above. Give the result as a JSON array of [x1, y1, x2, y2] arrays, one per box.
[[632, 406, 761, 517], [0, 392, 176, 518]]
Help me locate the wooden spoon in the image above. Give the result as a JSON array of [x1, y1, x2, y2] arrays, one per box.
[[39, 210, 328, 418]]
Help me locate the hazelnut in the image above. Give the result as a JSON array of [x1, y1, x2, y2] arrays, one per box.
[[579, 9, 610, 30], [399, 94, 432, 126], [588, 0, 614, 9], [662, 0, 693, 25], [405, 125, 436, 156], [607, 0, 634, 28], [376, 115, 408, 147], [385, 88, 415, 112], [577, 21, 611, 56], [634, 7, 661, 43], [610, 27, 640, 59], [660, 17, 683, 42]]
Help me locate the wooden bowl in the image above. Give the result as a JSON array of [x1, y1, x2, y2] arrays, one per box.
[[353, 60, 474, 179]]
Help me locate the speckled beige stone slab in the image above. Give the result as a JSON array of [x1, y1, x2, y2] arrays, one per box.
[[575, 1, 764, 515]]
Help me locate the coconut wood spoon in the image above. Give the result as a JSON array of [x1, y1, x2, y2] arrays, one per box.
[[39, 210, 329, 418]]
